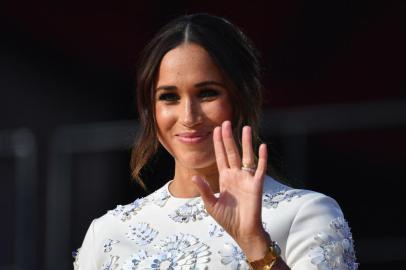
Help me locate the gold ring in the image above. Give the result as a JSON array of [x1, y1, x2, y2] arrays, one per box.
[[241, 163, 256, 173]]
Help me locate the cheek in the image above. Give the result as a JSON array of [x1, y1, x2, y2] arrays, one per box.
[[155, 105, 168, 145], [204, 98, 233, 122], [155, 104, 176, 132]]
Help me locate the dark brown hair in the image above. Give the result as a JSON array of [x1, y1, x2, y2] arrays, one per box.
[[131, 14, 264, 188]]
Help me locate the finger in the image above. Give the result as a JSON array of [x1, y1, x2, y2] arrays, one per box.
[[213, 126, 229, 170], [255, 143, 268, 180], [241, 126, 255, 170], [191, 175, 217, 212], [221, 121, 241, 169]]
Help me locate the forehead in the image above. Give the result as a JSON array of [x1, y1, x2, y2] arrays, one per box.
[[156, 43, 226, 86]]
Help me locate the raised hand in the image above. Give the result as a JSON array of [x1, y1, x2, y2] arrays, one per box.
[[192, 120, 270, 261]]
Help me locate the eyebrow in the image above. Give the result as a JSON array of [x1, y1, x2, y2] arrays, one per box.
[[195, 80, 226, 88], [156, 80, 226, 92]]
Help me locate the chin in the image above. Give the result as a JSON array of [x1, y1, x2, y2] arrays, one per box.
[[177, 155, 216, 170]]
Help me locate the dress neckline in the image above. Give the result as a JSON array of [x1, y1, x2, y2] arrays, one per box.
[[164, 180, 220, 201]]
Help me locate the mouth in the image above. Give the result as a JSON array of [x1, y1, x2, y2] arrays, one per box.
[[176, 131, 211, 144]]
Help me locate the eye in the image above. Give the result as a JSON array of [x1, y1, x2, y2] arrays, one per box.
[[199, 89, 220, 100], [158, 93, 180, 102]]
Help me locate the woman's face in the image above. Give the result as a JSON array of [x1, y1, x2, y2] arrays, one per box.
[[155, 43, 233, 169]]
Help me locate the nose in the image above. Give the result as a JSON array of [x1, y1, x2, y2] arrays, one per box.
[[181, 98, 203, 128]]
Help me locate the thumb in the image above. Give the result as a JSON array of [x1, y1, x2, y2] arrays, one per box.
[[191, 175, 217, 212]]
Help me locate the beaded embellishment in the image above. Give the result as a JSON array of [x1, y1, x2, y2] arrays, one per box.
[[103, 239, 120, 253], [262, 190, 300, 209], [218, 243, 250, 270], [101, 255, 120, 270], [121, 250, 148, 270], [309, 216, 358, 270], [169, 198, 208, 223], [209, 223, 225, 237], [72, 248, 80, 269], [109, 198, 146, 222], [126, 222, 158, 246], [153, 187, 171, 207], [135, 233, 211, 269]]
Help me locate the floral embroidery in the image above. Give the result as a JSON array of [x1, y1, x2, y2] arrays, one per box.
[[101, 255, 120, 270], [122, 250, 148, 270], [72, 248, 80, 269], [103, 239, 120, 253], [109, 198, 146, 221], [126, 222, 158, 246], [209, 223, 225, 237], [169, 198, 208, 223], [218, 243, 250, 270], [262, 190, 300, 209], [309, 217, 358, 270], [135, 233, 211, 269], [153, 187, 171, 207]]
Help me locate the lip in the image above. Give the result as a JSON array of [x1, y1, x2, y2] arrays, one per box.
[[176, 131, 211, 144]]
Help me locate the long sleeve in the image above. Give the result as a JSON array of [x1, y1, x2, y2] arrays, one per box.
[[285, 194, 358, 270], [74, 219, 98, 270]]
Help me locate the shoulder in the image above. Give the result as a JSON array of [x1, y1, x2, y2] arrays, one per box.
[[91, 181, 170, 234], [262, 176, 358, 270], [262, 175, 341, 216], [262, 175, 346, 239], [74, 183, 170, 269]]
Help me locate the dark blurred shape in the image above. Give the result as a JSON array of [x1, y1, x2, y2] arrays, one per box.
[[0, 129, 38, 269]]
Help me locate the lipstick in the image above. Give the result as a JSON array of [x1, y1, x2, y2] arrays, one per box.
[[176, 132, 210, 144]]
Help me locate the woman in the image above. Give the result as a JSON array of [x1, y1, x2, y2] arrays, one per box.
[[74, 14, 357, 270]]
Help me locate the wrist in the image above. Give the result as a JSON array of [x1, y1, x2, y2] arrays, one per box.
[[248, 241, 281, 270], [238, 229, 272, 262]]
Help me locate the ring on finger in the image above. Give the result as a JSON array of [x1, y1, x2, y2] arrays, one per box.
[[241, 163, 256, 173]]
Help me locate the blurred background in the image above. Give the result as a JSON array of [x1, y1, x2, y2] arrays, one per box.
[[1, 0, 405, 269]]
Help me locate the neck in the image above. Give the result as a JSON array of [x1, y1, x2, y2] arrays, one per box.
[[169, 162, 220, 198]]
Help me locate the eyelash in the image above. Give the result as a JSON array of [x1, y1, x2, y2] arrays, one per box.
[[199, 89, 219, 98], [157, 89, 220, 102], [158, 93, 179, 102]]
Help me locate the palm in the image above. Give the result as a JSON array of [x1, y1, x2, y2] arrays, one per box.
[[213, 170, 262, 237]]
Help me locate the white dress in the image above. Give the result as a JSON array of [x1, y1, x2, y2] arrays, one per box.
[[74, 176, 358, 270]]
